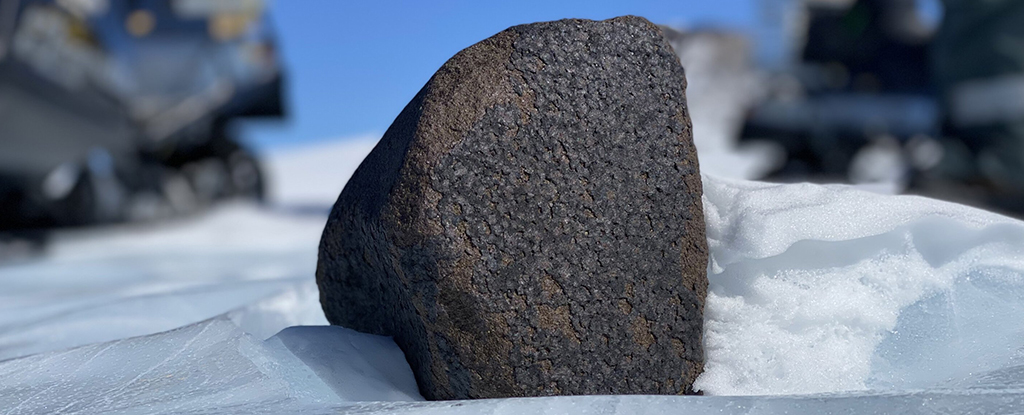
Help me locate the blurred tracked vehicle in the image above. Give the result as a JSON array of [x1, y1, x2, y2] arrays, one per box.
[[743, 0, 1024, 213], [0, 0, 283, 230], [740, 0, 941, 189]]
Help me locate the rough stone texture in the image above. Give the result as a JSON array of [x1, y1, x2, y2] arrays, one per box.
[[317, 16, 708, 400]]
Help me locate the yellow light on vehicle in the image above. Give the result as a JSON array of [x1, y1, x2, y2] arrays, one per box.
[[208, 13, 251, 41], [173, 0, 264, 18], [126, 9, 155, 37]]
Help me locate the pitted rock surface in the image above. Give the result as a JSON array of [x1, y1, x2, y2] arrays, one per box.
[[317, 16, 708, 400]]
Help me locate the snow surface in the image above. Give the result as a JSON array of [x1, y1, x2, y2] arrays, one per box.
[[0, 204, 328, 361], [698, 176, 1024, 395], [261, 135, 380, 207], [3, 136, 1024, 413]]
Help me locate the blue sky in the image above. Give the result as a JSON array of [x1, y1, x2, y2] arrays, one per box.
[[240, 0, 761, 150]]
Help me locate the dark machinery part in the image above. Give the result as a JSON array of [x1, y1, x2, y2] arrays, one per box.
[[741, 0, 941, 185], [743, 0, 1024, 215], [0, 0, 285, 230], [925, 0, 1024, 213]]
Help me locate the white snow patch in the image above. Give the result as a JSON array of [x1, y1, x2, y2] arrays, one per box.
[[0, 318, 421, 414], [0, 203, 328, 360], [269, 325, 424, 402], [695, 175, 1024, 395], [667, 30, 784, 180], [263, 135, 380, 206]]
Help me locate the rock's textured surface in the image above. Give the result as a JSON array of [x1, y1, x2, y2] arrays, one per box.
[[317, 16, 708, 400]]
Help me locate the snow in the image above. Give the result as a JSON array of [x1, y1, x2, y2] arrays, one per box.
[[3, 136, 1024, 413], [697, 176, 1024, 395], [0, 204, 327, 361], [666, 30, 785, 180], [262, 135, 380, 207], [0, 318, 420, 414], [269, 325, 424, 402]]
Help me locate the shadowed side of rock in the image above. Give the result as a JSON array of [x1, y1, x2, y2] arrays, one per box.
[[317, 15, 708, 400]]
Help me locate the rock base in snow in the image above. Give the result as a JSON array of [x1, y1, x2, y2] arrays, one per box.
[[317, 16, 708, 400]]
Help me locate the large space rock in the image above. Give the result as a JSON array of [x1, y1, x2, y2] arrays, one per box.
[[317, 16, 708, 400]]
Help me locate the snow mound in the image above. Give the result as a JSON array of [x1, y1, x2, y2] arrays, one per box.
[[697, 175, 1024, 395]]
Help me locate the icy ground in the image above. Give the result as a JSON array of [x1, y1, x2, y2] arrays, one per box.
[[3, 137, 1024, 414]]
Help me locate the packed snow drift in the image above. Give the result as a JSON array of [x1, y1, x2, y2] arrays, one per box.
[[2, 137, 1024, 414]]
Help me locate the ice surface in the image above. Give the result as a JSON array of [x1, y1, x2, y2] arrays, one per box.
[[328, 392, 1024, 415], [269, 325, 424, 401], [0, 204, 328, 360], [0, 318, 422, 414], [0, 318, 333, 414], [3, 138, 1024, 413]]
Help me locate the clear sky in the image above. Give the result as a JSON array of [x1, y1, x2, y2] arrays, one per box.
[[240, 0, 760, 150]]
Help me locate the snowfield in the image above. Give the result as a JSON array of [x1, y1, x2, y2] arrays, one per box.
[[2, 137, 1024, 414]]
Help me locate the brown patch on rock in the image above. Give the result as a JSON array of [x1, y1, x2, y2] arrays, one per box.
[[617, 299, 633, 315], [631, 316, 657, 350], [537, 304, 581, 345]]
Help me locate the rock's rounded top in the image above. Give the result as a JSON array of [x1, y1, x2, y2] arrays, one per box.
[[392, 15, 687, 166]]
